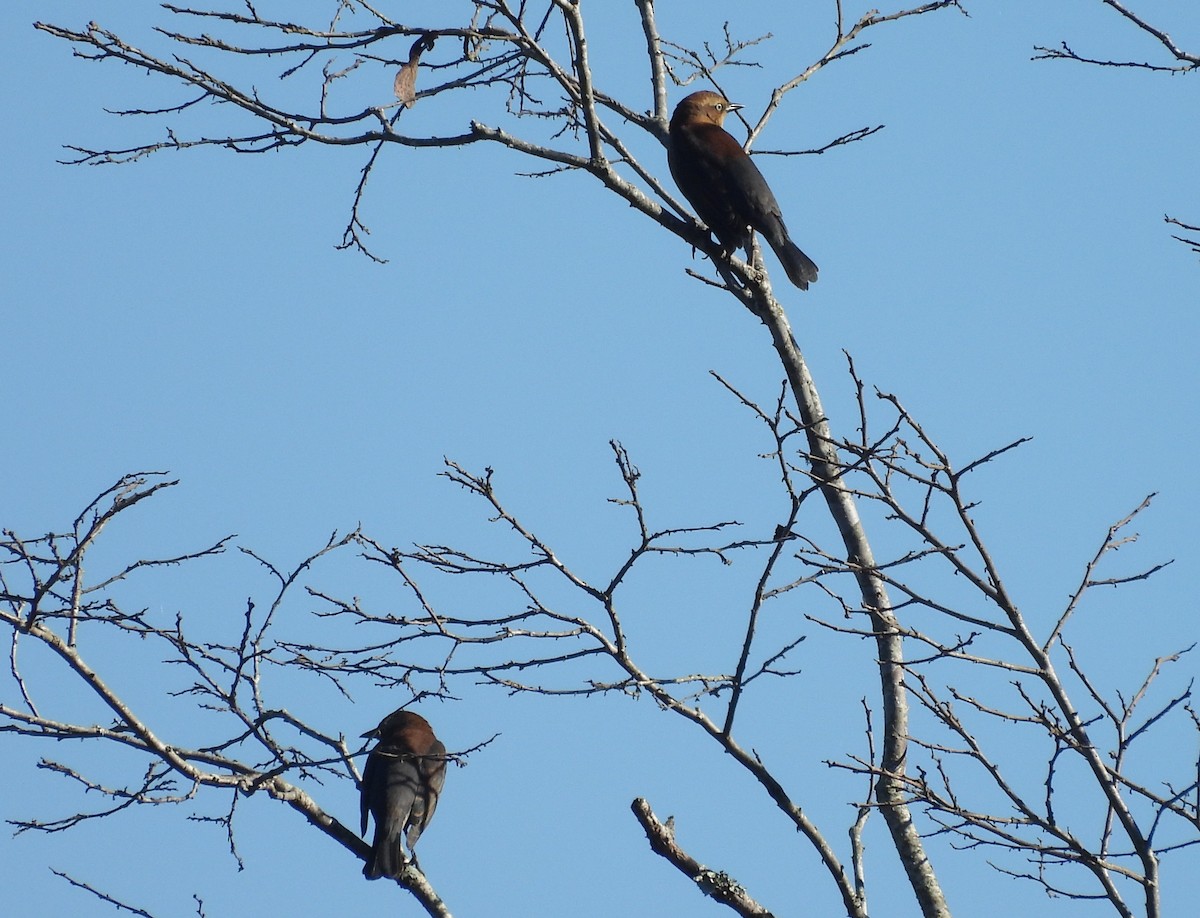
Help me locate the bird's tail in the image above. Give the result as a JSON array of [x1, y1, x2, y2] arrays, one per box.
[[768, 235, 819, 291], [364, 832, 407, 880]]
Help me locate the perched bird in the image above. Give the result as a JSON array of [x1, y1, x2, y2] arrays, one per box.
[[668, 90, 818, 290], [360, 708, 447, 879]]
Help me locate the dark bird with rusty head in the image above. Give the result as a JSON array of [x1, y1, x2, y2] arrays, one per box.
[[668, 90, 818, 290], [360, 708, 446, 879]]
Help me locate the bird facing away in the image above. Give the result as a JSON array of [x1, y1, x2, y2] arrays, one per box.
[[668, 90, 818, 290], [360, 708, 447, 879]]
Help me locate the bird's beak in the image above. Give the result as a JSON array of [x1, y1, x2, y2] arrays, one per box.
[[361, 727, 380, 739], [726, 101, 743, 112]]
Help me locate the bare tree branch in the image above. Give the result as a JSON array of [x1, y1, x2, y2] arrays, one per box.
[[632, 798, 777, 917], [1033, 0, 1199, 73]]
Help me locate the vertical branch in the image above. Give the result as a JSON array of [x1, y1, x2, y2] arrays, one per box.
[[634, 0, 669, 123], [756, 292, 949, 918], [554, 0, 606, 164]]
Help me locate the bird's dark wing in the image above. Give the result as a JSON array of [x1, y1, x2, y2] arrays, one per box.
[[365, 751, 423, 879], [669, 122, 754, 251], [405, 740, 447, 848], [422, 740, 448, 825], [724, 153, 819, 287], [719, 150, 787, 239]]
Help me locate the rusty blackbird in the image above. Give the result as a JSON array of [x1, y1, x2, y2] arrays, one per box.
[[668, 90, 818, 290], [360, 708, 446, 879]]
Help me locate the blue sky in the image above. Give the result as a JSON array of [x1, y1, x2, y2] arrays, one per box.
[[2, 2, 1197, 916]]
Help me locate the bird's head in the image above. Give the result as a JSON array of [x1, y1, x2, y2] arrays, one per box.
[[671, 90, 742, 129], [362, 709, 435, 746]]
